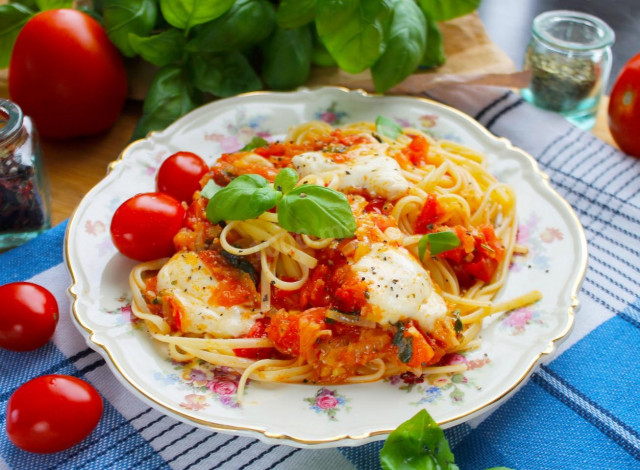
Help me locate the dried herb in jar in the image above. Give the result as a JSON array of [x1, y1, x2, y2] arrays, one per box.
[[0, 99, 50, 249], [528, 51, 597, 112]]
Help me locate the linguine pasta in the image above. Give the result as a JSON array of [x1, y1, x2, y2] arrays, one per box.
[[128, 119, 541, 400]]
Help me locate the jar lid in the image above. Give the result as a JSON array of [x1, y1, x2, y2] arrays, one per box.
[[0, 99, 24, 143], [532, 10, 615, 52]]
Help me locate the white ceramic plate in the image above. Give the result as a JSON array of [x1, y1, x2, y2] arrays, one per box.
[[65, 87, 587, 448]]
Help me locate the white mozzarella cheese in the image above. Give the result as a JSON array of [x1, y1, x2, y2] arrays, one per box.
[[156, 252, 259, 338], [292, 144, 409, 200], [352, 243, 448, 331]]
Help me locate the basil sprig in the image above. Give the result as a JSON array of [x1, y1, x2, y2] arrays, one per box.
[[376, 115, 403, 140], [418, 231, 461, 259], [380, 409, 458, 470], [200, 180, 221, 199], [206, 169, 357, 239], [206, 174, 281, 223], [380, 408, 514, 470]]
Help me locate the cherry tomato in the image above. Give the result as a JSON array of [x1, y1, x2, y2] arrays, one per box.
[[156, 151, 209, 202], [0, 282, 58, 351], [9, 9, 127, 139], [6, 375, 102, 453], [608, 53, 640, 157], [110, 192, 185, 261]]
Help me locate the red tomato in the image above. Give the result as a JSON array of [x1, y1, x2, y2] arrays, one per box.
[[110, 192, 185, 261], [6, 375, 102, 453], [233, 318, 274, 359], [156, 152, 209, 202], [9, 9, 127, 139], [608, 53, 640, 157], [0, 282, 58, 351]]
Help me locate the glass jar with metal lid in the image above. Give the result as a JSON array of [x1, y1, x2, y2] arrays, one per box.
[[0, 98, 51, 250], [521, 10, 615, 129]]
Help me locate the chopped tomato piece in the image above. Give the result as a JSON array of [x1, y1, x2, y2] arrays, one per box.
[[402, 134, 431, 167], [415, 194, 444, 233], [267, 308, 327, 358], [404, 325, 435, 369], [437, 224, 505, 288], [267, 310, 302, 356], [233, 318, 274, 359]]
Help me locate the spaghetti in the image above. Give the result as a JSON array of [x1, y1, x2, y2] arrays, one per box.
[[128, 119, 541, 398]]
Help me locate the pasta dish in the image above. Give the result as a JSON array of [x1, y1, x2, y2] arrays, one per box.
[[128, 119, 541, 399]]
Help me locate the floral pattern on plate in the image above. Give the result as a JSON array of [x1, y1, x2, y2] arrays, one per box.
[[315, 102, 349, 125], [173, 361, 244, 409], [304, 388, 351, 421], [101, 293, 136, 327], [386, 353, 491, 405], [205, 110, 272, 153]]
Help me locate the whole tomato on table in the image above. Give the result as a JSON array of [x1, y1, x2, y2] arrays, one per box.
[[608, 53, 640, 157], [6, 375, 103, 453], [0, 282, 58, 351], [9, 9, 127, 139]]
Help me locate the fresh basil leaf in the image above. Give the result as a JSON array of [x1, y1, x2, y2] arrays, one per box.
[[453, 310, 462, 333], [311, 27, 336, 67], [132, 65, 202, 140], [221, 250, 258, 285], [206, 174, 279, 223], [274, 168, 298, 194], [77, 5, 103, 22], [417, 0, 480, 22], [261, 25, 312, 90], [36, 0, 72, 10], [200, 180, 221, 199], [376, 115, 402, 140], [188, 0, 275, 53], [371, 0, 426, 93], [103, 0, 157, 57], [0, 4, 33, 69], [420, 15, 445, 68], [9, 0, 38, 10], [129, 29, 185, 67], [160, 0, 235, 31], [241, 136, 269, 151], [392, 323, 413, 363], [418, 231, 461, 259], [277, 185, 356, 238], [380, 409, 459, 470], [316, 0, 392, 74], [276, 0, 316, 29], [188, 50, 262, 97]]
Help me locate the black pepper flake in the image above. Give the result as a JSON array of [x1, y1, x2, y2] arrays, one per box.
[[262, 294, 269, 302], [270, 280, 275, 285]]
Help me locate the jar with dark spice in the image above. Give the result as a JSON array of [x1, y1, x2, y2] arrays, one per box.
[[522, 10, 615, 129], [0, 99, 51, 250]]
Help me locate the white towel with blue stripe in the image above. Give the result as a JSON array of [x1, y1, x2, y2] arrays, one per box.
[[1, 84, 639, 469]]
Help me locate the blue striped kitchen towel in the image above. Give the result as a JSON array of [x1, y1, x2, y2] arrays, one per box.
[[1, 85, 639, 470]]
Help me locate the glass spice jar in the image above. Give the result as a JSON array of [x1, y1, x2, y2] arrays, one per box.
[[0, 99, 51, 250], [521, 10, 615, 130]]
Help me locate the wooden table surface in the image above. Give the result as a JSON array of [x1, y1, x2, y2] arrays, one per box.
[[0, 20, 619, 227]]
